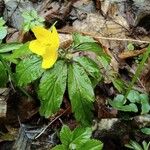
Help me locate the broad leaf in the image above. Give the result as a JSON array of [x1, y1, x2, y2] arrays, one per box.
[[39, 60, 67, 118], [141, 128, 150, 135], [75, 42, 103, 55], [0, 43, 23, 53], [16, 55, 44, 86], [9, 42, 31, 59], [60, 125, 72, 147], [0, 27, 7, 40], [109, 94, 124, 107], [127, 90, 140, 103], [79, 139, 103, 150], [73, 33, 95, 46], [74, 56, 101, 86], [51, 145, 65, 150], [109, 95, 138, 112], [0, 61, 8, 87], [71, 127, 92, 149], [140, 94, 150, 114], [68, 63, 94, 125]]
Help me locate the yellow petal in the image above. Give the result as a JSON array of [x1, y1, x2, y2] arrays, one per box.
[[29, 40, 46, 55], [41, 46, 58, 69], [31, 26, 51, 44], [49, 26, 60, 48]]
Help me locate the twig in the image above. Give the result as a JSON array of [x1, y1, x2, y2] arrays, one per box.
[[35, 107, 70, 139], [58, 29, 150, 44]]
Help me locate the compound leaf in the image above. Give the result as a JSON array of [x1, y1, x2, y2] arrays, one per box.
[[39, 60, 67, 118], [68, 63, 94, 125], [16, 55, 44, 86]]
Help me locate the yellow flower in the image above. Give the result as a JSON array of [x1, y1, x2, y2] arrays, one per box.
[[29, 26, 59, 69]]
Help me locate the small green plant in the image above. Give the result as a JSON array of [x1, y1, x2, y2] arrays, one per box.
[[125, 140, 150, 150], [22, 9, 45, 32], [127, 43, 135, 51], [141, 127, 150, 135], [0, 42, 23, 87], [109, 90, 150, 114], [52, 125, 103, 150], [0, 19, 110, 126], [0, 17, 7, 41]]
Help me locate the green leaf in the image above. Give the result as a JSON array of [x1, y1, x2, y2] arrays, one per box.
[[125, 140, 143, 150], [0, 27, 7, 40], [140, 94, 150, 114], [79, 139, 103, 150], [75, 42, 103, 55], [22, 10, 45, 32], [127, 90, 140, 103], [0, 17, 6, 26], [0, 43, 23, 53], [73, 33, 95, 46], [16, 55, 44, 86], [0, 61, 8, 87], [9, 42, 31, 59], [109, 95, 138, 112], [60, 125, 73, 147], [51, 145, 65, 150], [97, 55, 111, 69], [141, 128, 150, 135], [71, 127, 92, 149], [109, 94, 124, 107], [112, 79, 126, 93], [142, 141, 150, 150], [68, 63, 94, 125], [127, 43, 135, 51], [74, 56, 101, 83], [119, 103, 138, 112], [39, 60, 67, 118], [124, 45, 150, 104]]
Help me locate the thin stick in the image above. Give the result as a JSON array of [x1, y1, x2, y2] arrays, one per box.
[[35, 107, 70, 139], [58, 29, 150, 44]]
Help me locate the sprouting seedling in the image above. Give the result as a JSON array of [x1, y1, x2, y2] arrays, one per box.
[[22, 9, 45, 32]]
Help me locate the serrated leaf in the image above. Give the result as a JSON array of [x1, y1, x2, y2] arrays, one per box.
[[74, 56, 101, 83], [60, 125, 73, 147], [141, 128, 150, 135], [79, 139, 103, 150], [51, 145, 65, 150], [0, 43, 23, 53], [73, 33, 95, 46], [68, 63, 94, 125], [140, 94, 150, 114], [75, 42, 103, 55], [127, 90, 140, 103], [39, 60, 67, 118], [0, 27, 7, 40], [16, 55, 44, 86], [8, 42, 31, 59], [71, 127, 92, 149], [0, 61, 8, 87]]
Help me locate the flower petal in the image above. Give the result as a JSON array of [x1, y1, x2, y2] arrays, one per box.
[[49, 26, 59, 49], [31, 26, 51, 43], [41, 47, 58, 69], [29, 40, 46, 55]]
